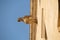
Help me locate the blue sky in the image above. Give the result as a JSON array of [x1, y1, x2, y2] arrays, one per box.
[[0, 0, 30, 40]]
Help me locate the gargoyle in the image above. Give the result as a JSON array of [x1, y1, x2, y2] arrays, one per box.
[[18, 15, 37, 24]]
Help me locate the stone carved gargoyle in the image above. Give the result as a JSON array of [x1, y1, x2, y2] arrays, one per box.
[[18, 15, 37, 24]]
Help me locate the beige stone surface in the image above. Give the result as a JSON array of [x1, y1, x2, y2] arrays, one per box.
[[41, 0, 60, 40], [30, 0, 60, 40], [30, 0, 37, 40]]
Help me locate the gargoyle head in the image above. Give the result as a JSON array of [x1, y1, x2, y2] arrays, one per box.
[[18, 18, 23, 22]]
